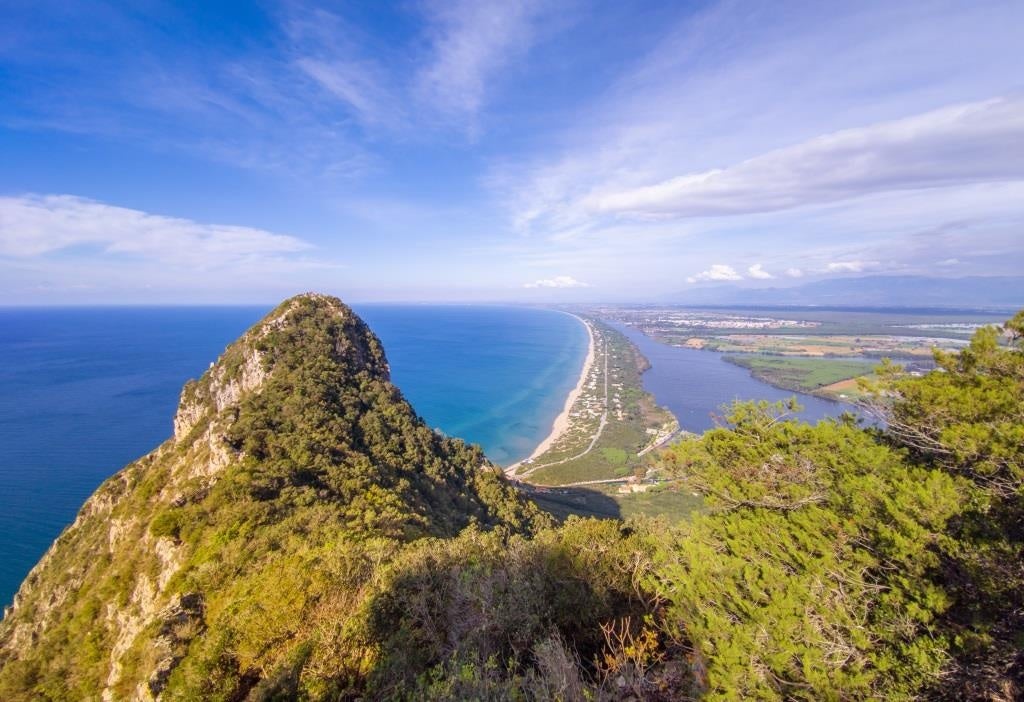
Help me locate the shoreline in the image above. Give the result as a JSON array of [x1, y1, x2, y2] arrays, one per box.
[[506, 313, 595, 475]]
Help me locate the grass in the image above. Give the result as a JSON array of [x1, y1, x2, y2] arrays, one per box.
[[523, 482, 703, 523], [724, 355, 875, 394], [816, 374, 878, 402], [697, 334, 957, 358], [609, 483, 704, 521]]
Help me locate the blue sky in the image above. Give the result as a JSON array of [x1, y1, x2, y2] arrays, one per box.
[[0, 0, 1022, 304]]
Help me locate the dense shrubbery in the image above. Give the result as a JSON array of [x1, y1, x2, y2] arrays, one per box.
[[655, 406, 964, 699], [364, 520, 690, 700], [866, 310, 1024, 699], [1, 297, 1021, 700]]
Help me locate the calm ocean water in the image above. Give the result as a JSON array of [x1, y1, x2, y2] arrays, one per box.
[[0, 305, 587, 606]]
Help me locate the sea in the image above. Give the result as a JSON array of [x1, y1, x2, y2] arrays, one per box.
[[0, 305, 853, 607]]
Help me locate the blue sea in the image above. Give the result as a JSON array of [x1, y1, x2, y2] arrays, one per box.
[[0, 305, 587, 607]]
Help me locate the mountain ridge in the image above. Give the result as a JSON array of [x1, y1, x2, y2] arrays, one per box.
[[0, 293, 540, 700]]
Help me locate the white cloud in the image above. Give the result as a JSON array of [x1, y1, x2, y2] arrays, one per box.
[[686, 264, 742, 284], [585, 97, 1024, 219], [495, 0, 1024, 245], [0, 194, 312, 267], [294, 57, 398, 129], [747, 263, 773, 279], [825, 261, 873, 273], [938, 258, 961, 266], [523, 275, 589, 289], [785, 267, 804, 278], [288, 1, 552, 137], [417, 0, 546, 124]]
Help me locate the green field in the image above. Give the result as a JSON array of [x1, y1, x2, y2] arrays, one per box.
[[725, 354, 875, 393], [524, 482, 704, 523]]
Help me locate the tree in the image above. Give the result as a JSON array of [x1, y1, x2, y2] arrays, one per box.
[[654, 401, 964, 699], [863, 311, 1024, 699]]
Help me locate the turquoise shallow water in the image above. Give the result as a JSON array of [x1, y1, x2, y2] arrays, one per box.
[[0, 304, 587, 607]]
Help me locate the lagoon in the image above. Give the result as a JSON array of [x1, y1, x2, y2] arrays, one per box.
[[609, 321, 854, 432]]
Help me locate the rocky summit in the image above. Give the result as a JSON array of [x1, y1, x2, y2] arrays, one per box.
[[0, 294, 540, 701]]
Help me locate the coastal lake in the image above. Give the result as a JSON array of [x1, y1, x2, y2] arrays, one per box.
[[608, 321, 855, 431]]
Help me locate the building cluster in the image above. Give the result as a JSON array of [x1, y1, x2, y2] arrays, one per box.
[[589, 306, 820, 333], [635, 313, 819, 331], [568, 331, 606, 425]]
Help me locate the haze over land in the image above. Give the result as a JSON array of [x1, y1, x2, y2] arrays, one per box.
[[673, 275, 1024, 309], [1, 1, 1023, 305]]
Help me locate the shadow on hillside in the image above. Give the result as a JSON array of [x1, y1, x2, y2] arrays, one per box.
[[515, 483, 622, 522]]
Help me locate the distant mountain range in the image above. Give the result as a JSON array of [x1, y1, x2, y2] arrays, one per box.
[[672, 275, 1024, 310]]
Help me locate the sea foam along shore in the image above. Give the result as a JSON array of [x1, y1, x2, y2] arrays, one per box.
[[506, 313, 595, 476]]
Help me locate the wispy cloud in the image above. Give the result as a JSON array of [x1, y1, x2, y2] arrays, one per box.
[[585, 97, 1024, 219], [294, 57, 399, 129], [0, 194, 312, 267], [285, 1, 553, 137], [492, 0, 1024, 281], [4, 4, 391, 177], [686, 264, 742, 284], [416, 0, 547, 129], [523, 275, 589, 289]]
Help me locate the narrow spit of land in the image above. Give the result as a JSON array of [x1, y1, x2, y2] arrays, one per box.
[[505, 314, 596, 473], [508, 336, 609, 477], [507, 317, 677, 487]]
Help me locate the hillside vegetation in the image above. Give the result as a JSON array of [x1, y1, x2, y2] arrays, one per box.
[[0, 295, 1020, 700]]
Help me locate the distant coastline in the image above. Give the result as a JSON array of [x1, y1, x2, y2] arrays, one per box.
[[506, 313, 595, 473]]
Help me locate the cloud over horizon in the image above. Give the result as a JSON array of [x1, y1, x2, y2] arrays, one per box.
[[686, 264, 742, 284], [0, 194, 349, 304], [523, 275, 590, 289]]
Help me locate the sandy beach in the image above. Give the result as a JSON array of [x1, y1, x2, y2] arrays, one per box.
[[506, 314, 595, 475]]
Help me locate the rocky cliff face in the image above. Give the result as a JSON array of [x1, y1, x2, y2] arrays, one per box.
[[0, 293, 540, 701]]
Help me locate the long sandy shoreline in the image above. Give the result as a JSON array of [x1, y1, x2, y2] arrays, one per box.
[[506, 313, 595, 475]]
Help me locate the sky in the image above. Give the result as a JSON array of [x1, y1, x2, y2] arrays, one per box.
[[0, 0, 1022, 304]]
